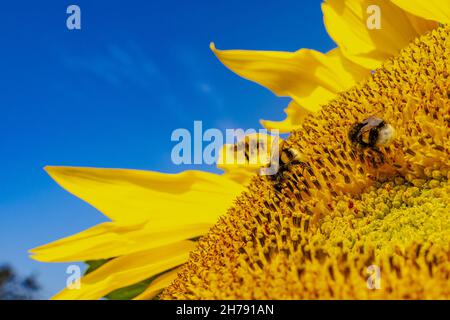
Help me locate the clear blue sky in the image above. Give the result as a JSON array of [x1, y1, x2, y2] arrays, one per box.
[[0, 0, 334, 299]]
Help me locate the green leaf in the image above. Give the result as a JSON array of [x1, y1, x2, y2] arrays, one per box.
[[84, 259, 111, 275], [105, 279, 152, 300], [83, 261, 178, 300]]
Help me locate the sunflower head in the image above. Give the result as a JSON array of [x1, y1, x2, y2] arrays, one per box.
[[161, 24, 450, 300]]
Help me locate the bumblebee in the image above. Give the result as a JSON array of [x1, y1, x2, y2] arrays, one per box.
[[280, 147, 309, 169], [348, 116, 396, 148], [348, 116, 396, 168], [266, 142, 311, 191], [233, 137, 266, 164]]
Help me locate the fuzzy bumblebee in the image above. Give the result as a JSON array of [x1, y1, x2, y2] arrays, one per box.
[[348, 116, 396, 148]]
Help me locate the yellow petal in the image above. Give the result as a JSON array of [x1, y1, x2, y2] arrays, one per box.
[[52, 241, 194, 300], [133, 268, 180, 300], [45, 166, 244, 226], [391, 0, 450, 24], [218, 167, 254, 185], [30, 221, 210, 262], [211, 44, 368, 112], [217, 132, 280, 184], [322, 0, 438, 69], [260, 101, 311, 133]]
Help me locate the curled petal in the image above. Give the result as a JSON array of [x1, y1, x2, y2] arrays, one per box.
[[322, 0, 438, 69], [211, 44, 368, 112], [260, 101, 311, 133]]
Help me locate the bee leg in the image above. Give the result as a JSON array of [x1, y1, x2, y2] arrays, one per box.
[[369, 147, 385, 168], [373, 147, 385, 165], [290, 160, 308, 175]]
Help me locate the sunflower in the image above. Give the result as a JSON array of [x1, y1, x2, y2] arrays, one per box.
[[31, 0, 449, 299]]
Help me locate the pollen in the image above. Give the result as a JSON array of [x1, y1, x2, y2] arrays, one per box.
[[161, 25, 450, 299]]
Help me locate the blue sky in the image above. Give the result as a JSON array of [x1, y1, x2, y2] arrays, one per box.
[[0, 0, 335, 299]]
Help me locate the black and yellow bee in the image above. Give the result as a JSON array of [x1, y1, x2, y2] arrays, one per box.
[[348, 116, 396, 149], [233, 137, 266, 164], [266, 141, 311, 191], [348, 116, 396, 167]]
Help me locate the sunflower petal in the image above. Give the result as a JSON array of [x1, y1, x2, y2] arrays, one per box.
[[260, 101, 311, 133], [217, 132, 279, 184], [391, 0, 450, 24], [211, 44, 368, 112], [322, 0, 438, 69], [45, 166, 244, 226], [30, 221, 210, 262], [133, 268, 180, 300], [52, 241, 194, 300]]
